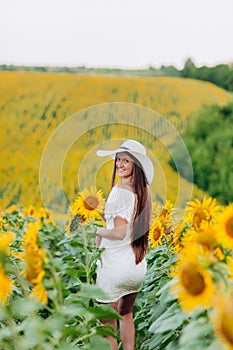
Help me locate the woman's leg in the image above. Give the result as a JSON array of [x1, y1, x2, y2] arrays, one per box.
[[118, 293, 138, 350], [101, 301, 118, 350]]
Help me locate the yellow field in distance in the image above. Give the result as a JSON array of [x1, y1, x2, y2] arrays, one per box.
[[0, 71, 231, 211]]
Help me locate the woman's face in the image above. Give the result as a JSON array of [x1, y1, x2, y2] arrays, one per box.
[[115, 152, 134, 180]]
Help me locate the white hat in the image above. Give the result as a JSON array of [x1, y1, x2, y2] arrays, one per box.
[[97, 140, 154, 184]]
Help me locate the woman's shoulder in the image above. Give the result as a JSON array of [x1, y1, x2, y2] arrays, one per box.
[[107, 184, 135, 203], [105, 184, 136, 219], [115, 183, 135, 194]]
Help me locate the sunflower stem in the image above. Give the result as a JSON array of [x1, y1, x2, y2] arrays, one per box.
[[45, 249, 64, 310], [82, 226, 90, 284]]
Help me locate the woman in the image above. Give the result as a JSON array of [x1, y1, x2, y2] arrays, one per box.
[[96, 139, 154, 350]]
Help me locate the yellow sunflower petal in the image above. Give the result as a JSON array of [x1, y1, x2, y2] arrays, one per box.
[[149, 219, 165, 249], [186, 196, 220, 231], [0, 232, 15, 252], [0, 265, 14, 304], [21, 222, 47, 286], [215, 204, 233, 250], [30, 283, 48, 304], [212, 290, 233, 349]]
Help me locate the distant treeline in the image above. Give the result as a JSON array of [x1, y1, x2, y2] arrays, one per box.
[[1, 58, 233, 91], [170, 102, 233, 204], [179, 58, 233, 92]]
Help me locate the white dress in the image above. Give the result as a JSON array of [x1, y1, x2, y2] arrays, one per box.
[[96, 186, 147, 303]]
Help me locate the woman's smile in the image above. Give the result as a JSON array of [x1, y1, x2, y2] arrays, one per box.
[[115, 152, 133, 180]]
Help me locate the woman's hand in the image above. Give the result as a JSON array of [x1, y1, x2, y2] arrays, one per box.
[[96, 231, 102, 248], [97, 228, 105, 236]]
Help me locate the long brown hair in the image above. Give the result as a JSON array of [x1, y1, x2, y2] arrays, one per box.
[[111, 152, 152, 264]]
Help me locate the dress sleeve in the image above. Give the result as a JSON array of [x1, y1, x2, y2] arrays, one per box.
[[104, 187, 136, 223]]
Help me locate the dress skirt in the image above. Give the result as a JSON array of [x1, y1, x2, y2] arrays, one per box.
[[96, 186, 147, 303]]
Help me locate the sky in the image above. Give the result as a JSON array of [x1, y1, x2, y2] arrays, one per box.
[[1, 0, 233, 69]]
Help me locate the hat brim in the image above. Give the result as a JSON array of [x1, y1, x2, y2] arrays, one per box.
[[97, 148, 154, 184]]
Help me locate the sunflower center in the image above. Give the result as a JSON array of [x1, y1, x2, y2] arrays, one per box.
[[226, 217, 233, 238], [181, 263, 205, 296], [84, 196, 99, 211], [29, 207, 35, 215], [193, 209, 207, 229], [153, 227, 162, 241]]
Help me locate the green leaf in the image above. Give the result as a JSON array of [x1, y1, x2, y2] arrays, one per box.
[[152, 313, 185, 333], [9, 298, 40, 316], [178, 316, 215, 349], [0, 305, 8, 320], [61, 304, 92, 318], [141, 331, 175, 350], [89, 335, 111, 350], [43, 314, 65, 334], [70, 240, 84, 248], [149, 302, 186, 333], [52, 257, 66, 270], [204, 339, 225, 350], [56, 341, 78, 350], [79, 284, 110, 301], [20, 317, 45, 348], [87, 305, 119, 320], [95, 324, 116, 338], [0, 326, 12, 340]]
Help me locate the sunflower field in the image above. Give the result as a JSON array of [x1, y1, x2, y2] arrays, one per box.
[[1, 189, 233, 350], [1, 70, 233, 349], [0, 71, 232, 209]]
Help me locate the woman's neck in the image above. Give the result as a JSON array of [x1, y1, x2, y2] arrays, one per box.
[[121, 178, 133, 186]]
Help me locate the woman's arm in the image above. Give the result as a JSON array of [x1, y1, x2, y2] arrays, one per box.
[[96, 235, 102, 248], [97, 216, 127, 241]]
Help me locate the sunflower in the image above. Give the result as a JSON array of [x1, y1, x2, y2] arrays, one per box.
[[24, 206, 52, 223], [19, 222, 48, 304], [5, 205, 20, 214], [21, 223, 46, 284], [0, 231, 15, 304], [30, 283, 48, 305], [186, 196, 220, 231], [197, 221, 226, 262], [38, 207, 52, 222], [171, 246, 215, 312], [24, 205, 36, 217], [170, 214, 192, 254], [173, 233, 200, 263], [182, 221, 219, 256], [160, 200, 174, 222], [215, 204, 233, 250], [69, 213, 88, 234], [212, 291, 233, 349], [226, 256, 233, 281], [24, 251, 46, 285], [71, 186, 105, 220], [0, 232, 15, 252], [151, 200, 174, 224], [0, 265, 14, 305], [195, 221, 217, 250], [149, 219, 165, 249]]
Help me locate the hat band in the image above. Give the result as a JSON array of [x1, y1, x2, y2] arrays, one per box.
[[119, 146, 130, 150]]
